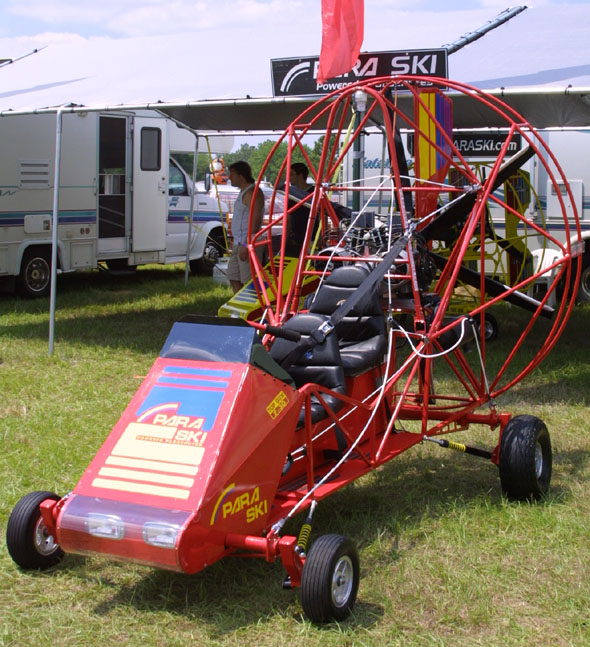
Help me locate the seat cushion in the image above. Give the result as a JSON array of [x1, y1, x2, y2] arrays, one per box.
[[308, 266, 387, 375], [340, 334, 388, 377], [270, 313, 346, 423]]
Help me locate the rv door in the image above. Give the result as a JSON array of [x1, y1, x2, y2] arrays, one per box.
[[131, 116, 168, 255]]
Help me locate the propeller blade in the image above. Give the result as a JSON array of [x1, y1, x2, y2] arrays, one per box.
[[420, 145, 535, 243]]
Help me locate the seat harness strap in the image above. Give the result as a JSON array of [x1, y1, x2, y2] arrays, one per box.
[[279, 228, 413, 369]]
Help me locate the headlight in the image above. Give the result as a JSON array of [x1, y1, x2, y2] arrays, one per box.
[[86, 513, 124, 540], [142, 522, 180, 549]]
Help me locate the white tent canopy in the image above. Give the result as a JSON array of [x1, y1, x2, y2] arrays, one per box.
[[1, 4, 590, 130]]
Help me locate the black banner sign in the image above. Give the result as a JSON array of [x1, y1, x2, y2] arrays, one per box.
[[452, 133, 522, 157], [271, 49, 448, 97]]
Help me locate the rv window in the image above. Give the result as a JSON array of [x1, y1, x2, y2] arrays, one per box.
[[140, 127, 161, 171], [551, 183, 567, 196], [169, 161, 188, 196]]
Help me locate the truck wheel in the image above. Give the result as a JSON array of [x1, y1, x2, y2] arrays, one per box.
[[190, 232, 225, 276], [299, 534, 360, 623], [6, 491, 64, 570], [498, 415, 552, 500], [577, 257, 590, 304], [16, 248, 51, 298]]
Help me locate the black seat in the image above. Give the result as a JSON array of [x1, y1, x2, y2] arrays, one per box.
[[270, 313, 346, 424], [308, 265, 387, 376]]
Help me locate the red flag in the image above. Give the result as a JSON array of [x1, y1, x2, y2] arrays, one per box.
[[317, 0, 364, 84]]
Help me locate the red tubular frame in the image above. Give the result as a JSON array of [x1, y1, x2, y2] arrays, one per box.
[[245, 76, 580, 530], [26, 76, 580, 595]]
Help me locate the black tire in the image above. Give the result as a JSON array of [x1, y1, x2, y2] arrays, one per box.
[[311, 248, 348, 274], [482, 312, 499, 341], [16, 248, 51, 298], [577, 257, 590, 304], [299, 534, 360, 623], [190, 230, 225, 276], [498, 415, 552, 500], [6, 491, 64, 570]]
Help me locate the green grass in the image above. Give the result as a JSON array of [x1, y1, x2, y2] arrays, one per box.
[[1, 265, 590, 647]]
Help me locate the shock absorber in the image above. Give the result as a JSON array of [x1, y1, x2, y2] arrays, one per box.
[[425, 436, 493, 460], [296, 500, 317, 554], [283, 501, 318, 590]]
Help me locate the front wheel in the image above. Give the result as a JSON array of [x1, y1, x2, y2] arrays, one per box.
[[6, 491, 64, 570], [190, 232, 225, 276], [299, 534, 360, 623], [498, 415, 552, 500]]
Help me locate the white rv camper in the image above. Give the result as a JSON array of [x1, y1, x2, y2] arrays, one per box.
[[0, 110, 228, 297], [342, 128, 590, 302]]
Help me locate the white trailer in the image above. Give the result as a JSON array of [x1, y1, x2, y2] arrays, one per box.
[[0, 110, 227, 297]]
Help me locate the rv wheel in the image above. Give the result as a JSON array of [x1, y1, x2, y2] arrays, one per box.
[[16, 248, 51, 298]]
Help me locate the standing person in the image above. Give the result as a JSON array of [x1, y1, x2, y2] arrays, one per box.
[[285, 162, 314, 256], [227, 161, 265, 293]]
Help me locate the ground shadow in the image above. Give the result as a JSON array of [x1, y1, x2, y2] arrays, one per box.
[[43, 438, 585, 634], [1, 271, 231, 354], [2, 305, 219, 354]]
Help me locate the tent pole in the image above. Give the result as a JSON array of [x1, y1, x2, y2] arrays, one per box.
[[49, 107, 64, 356], [184, 134, 199, 286]]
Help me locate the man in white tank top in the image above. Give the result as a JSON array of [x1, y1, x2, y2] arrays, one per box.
[[227, 161, 265, 293]]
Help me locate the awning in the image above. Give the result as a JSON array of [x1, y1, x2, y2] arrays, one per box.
[[153, 86, 590, 134]]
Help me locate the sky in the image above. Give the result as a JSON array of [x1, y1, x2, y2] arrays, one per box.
[[2, 0, 588, 43], [2, 0, 590, 119]]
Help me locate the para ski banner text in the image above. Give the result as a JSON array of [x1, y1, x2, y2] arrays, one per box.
[[271, 49, 448, 97]]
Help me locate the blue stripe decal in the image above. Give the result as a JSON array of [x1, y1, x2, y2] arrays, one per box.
[[233, 284, 261, 304], [136, 375, 229, 431], [0, 210, 96, 226], [157, 376, 229, 389], [0, 215, 25, 226], [163, 366, 232, 378], [57, 211, 96, 223], [493, 221, 590, 232], [167, 211, 222, 224]]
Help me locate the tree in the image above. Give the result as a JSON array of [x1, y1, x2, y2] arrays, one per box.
[[172, 152, 214, 181], [244, 139, 315, 185], [223, 142, 257, 170], [173, 137, 331, 187], [308, 134, 340, 180]]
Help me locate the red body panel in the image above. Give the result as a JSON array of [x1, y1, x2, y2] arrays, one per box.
[[57, 355, 303, 572]]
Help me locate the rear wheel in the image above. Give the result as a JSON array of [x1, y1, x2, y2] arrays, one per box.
[[6, 491, 64, 570], [577, 257, 590, 304], [498, 415, 552, 500], [299, 534, 359, 623], [482, 312, 499, 341], [16, 248, 51, 298]]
